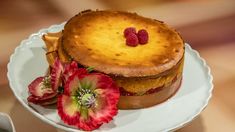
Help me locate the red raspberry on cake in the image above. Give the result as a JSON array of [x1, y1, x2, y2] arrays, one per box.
[[124, 27, 149, 46], [137, 29, 149, 44], [126, 33, 139, 47], [123, 27, 136, 37]]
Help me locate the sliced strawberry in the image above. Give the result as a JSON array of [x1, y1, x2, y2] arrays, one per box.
[[51, 58, 64, 92], [57, 70, 120, 131]]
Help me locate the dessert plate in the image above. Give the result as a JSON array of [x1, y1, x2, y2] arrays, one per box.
[[7, 23, 213, 132]]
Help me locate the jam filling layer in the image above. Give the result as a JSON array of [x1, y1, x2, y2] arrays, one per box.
[[119, 75, 180, 96]]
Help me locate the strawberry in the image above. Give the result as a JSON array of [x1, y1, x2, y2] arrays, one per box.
[[57, 70, 120, 131], [51, 58, 64, 92]]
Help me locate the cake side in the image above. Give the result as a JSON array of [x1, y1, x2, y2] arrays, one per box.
[[115, 56, 184, 95], [117, 56, 184, 109], [118, 75, 182, 109]]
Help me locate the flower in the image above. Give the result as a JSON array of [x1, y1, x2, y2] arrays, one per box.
[[57, 70, 120, 131]]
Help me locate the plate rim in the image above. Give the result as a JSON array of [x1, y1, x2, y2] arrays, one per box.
[[7, 22, 213, 132]]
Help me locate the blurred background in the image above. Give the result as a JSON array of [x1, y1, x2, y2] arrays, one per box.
[[0, 0, 235, 131]]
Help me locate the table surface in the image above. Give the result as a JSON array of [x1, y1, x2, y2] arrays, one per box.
[[1, 0, 235, 132]]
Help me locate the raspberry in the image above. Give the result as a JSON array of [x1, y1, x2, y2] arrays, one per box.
[[126, 33, 139, 47], [124, 27, 136, 37], [137, 29, 149, 44]]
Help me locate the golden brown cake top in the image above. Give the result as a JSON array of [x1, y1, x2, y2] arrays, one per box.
[[62, 10, 184, 77]]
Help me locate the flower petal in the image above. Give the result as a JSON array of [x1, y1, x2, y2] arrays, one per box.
[[64, 69, 88, 96], [82, 74, 119, 125], [28, 94, 57, 105], [51, 58, 63, 91], [63, 61, 78, 82], [57, 95, 80, 125], [28, 77, 55, 97]]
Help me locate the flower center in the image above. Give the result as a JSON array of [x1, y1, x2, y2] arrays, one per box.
[[42, 75, 51, 89], [81, 93, 96, 107], [75, 88, 96, 108]]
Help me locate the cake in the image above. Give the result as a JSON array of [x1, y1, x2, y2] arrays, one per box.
[[43, 10, 184, 109]]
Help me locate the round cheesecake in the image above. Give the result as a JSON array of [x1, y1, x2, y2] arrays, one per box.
[[51, 10, 184, 109]]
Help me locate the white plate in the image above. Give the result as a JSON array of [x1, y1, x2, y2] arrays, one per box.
[[7, 23, 213, 132], [0, 113, 15, 132]]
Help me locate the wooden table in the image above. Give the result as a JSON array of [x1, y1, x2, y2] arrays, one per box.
[[1, 0, 235, 131]]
